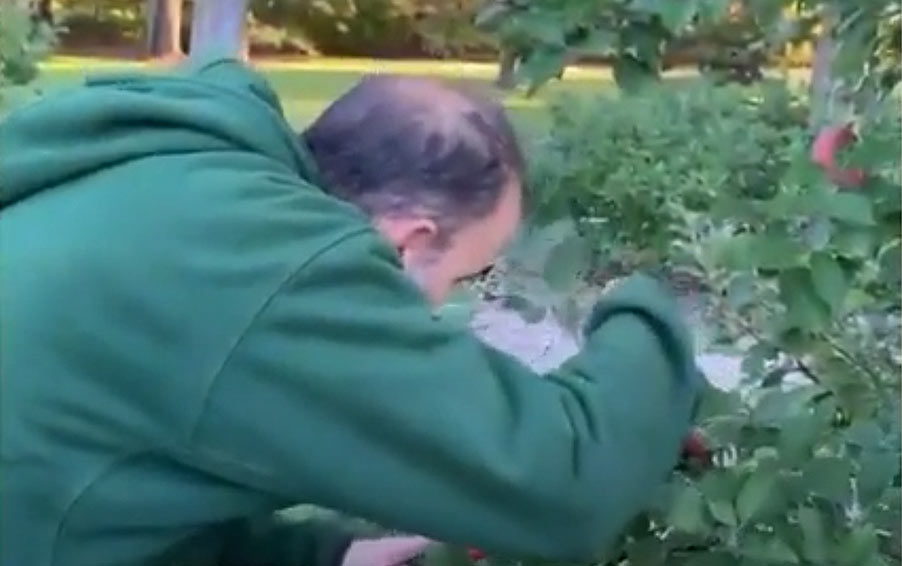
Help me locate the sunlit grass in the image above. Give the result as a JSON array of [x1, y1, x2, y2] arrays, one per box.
[[9, 56, 810, 132], [18, 56, 612, 130]]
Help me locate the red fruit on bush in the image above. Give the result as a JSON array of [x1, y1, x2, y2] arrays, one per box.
[[467, 548, 486, 562], [681, 428, 710, 462], [811, 123, 866, 188]]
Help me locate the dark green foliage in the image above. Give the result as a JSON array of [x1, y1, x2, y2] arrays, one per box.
[[0, 4, 54, 90], [476, 0, 902, 99], [453, 91, 902, 560], [0, 3, 55, 108], [528, 81, 807, 276], [441, 11, 902, 562]]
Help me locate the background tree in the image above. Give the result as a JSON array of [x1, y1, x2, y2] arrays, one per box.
[[189, 0, 250, 60], [145, 0, 183, 59], [0, 1, 54, 101]]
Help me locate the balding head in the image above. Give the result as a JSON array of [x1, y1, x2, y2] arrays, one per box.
[[302, 74, 525, 238], [301, 74, 526, 305]]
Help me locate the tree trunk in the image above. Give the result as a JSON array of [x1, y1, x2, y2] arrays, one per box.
[[36, 0, 52, 23], [495, 47, 517, 89], [808, 5, 853, 131], [146, 0, 184, 59], [189, 0, 251, 61]]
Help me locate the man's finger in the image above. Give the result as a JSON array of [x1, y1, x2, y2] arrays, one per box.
[[341, 535, 434, 566]]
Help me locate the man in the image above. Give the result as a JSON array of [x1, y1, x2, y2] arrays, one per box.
[[0, 57, 701, 566]]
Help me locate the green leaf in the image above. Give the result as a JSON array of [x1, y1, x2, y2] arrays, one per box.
[[740, 532, 800, 564], [708, 498, 738, 527], [716, 233, 807, 271], [832, 15, 878, 79], [621, 22, 664, 64], [725, 273, 757, 310], [802, 456, 852, 503], [878, 240, 902, 285], [625, 537, 667, 566], [736, 467, 782, 523], [832, 225, 876, 258], [699, 468, 744, 501], [696, 0, 732, 23], [667, 483, 710, 535], [797, 506, 829, 563], [633, 0, 699, 32], [612, 54, 658, 94], [868, 487, 901, 530], [845, 421, 888, 451], [827, 193, 876, 226], [836, 524, 879, 566], [570, 29, 617, 56], [749, 0, 786, 27], [541, 234, 589, 291], [778, 410, 823, 466], [696, 385, 744, 421], [778, 268, 832, 331], [873, 178, 902, 214], [515, 13, 567, 47], [810, 252, 848, 312], [714, 234, 755, 270], [756, 235, 808, 270], [856, 450, 900, 506], [752, 386, 823, 425], [519, 47, 568, 94], [704, 415, 746, 446]]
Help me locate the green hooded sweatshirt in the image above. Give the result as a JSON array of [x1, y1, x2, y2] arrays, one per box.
[[0, 58, 701, 566]]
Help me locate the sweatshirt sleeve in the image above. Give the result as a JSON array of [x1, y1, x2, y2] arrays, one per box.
[[189, 231, 701, 562], [219, 514, 354, 566]]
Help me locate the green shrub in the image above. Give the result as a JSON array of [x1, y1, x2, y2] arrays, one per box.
[[251, 0, 422, 58], [455, 84, 902, 566], [0, 3, 55, 94], [527, 81, 809, 278]]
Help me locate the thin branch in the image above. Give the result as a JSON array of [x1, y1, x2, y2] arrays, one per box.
[[708, 291, 825, 386], [795, 359, 821, 384]]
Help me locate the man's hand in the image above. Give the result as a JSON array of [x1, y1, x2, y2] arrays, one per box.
[[341, 535, 433, 566]]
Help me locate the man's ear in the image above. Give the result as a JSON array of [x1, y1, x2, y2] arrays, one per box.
[[374, 216, 440, 260]]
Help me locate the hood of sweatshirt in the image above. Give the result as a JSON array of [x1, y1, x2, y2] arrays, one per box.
[[0, 58, 320, 210]]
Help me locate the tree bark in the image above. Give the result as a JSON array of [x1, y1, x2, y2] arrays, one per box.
[[36, 0, 52, 24], [189, 0, 251, 61], [808, 5, 853, 131], [146, 0, 184, 59], [495, 47, 517, 89]]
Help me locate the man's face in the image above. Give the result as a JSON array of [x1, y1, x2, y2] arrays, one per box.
[[375, 181, 522, 306]]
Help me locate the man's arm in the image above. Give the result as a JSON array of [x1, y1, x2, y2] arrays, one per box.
[[188, 231, 701, 561], [219, 514, 354, 566], [220, 511, 432, 566]]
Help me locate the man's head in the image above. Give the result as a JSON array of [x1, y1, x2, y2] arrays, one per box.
[[302, 75, 525, 305]]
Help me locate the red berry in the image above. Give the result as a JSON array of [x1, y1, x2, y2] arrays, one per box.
[[467, 548, 486, 561], [681, 428, 710, 461]]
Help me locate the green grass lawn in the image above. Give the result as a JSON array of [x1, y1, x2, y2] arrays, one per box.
[[3, 56, 699, 133], [5, 56, 810, 134]]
